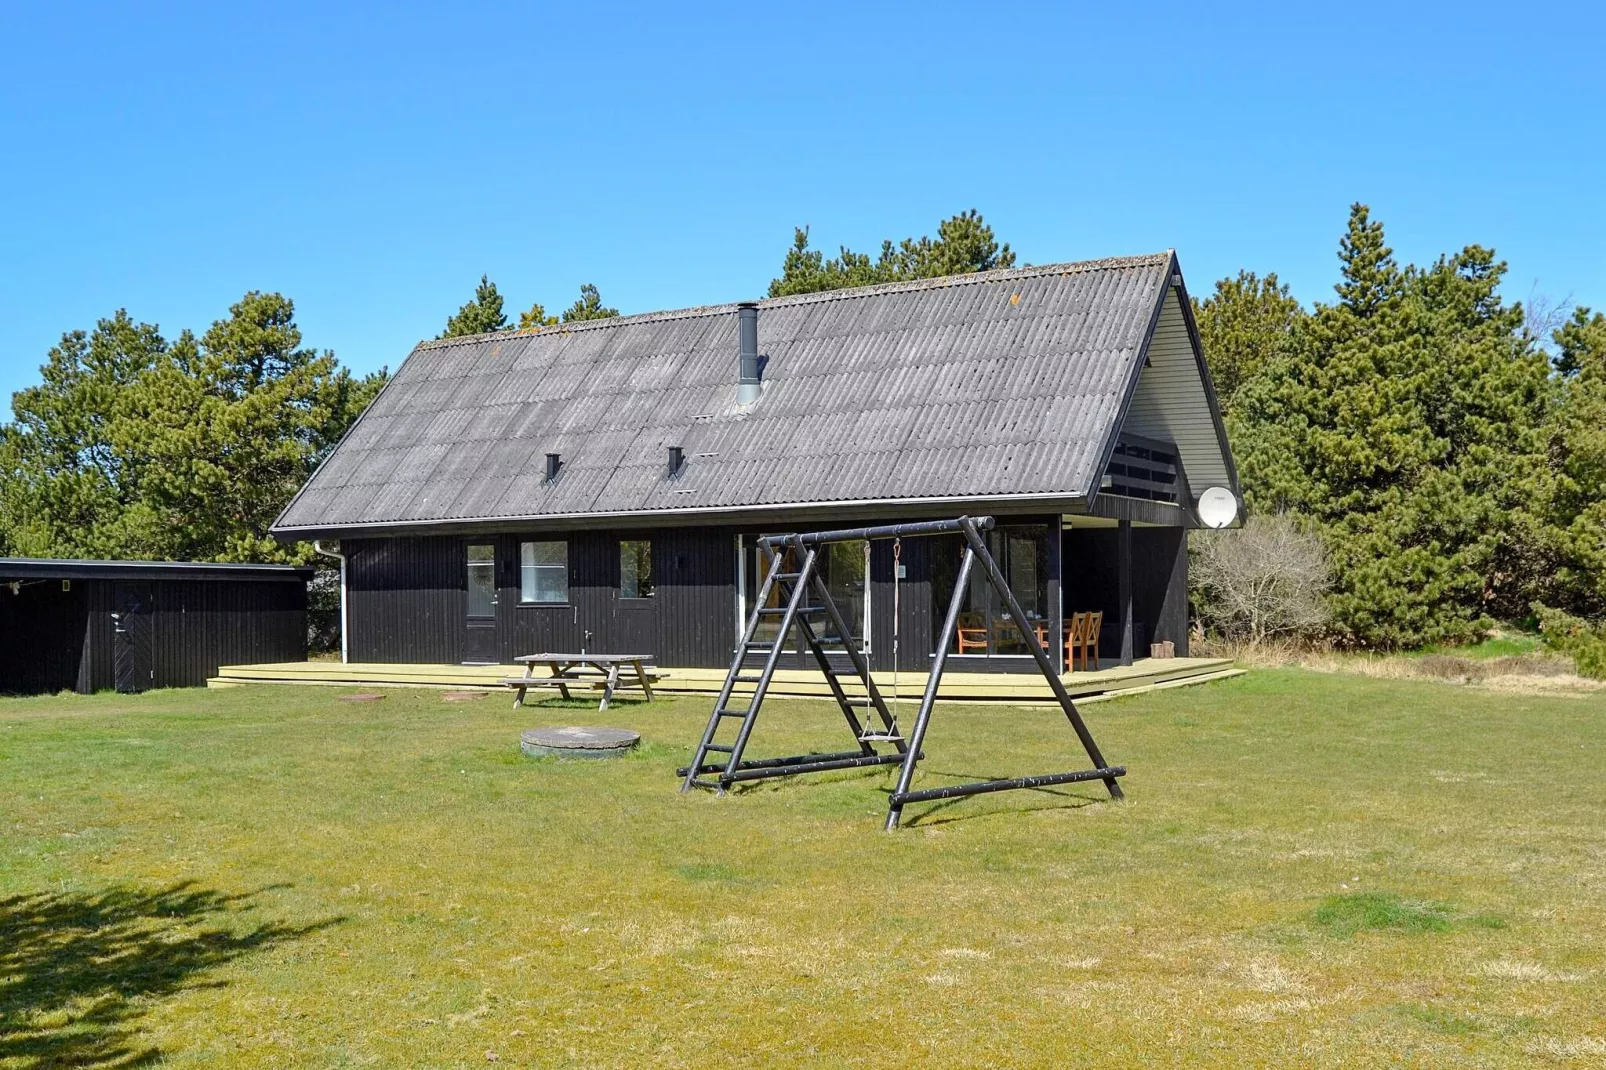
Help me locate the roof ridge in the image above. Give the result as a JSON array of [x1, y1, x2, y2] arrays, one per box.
[[412, 251, 1174, 352]]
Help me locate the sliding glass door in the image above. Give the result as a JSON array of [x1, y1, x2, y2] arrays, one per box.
[[740, 536, 869, 655], [930, 524, 1051, 657]]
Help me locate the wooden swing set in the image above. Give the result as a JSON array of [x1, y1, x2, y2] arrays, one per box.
[[678, 515, 1126, 829]]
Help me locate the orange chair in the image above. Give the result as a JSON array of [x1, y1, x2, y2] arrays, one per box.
[[1062, 613, 1083, 671], [1065, 611, 1104, 672], [957, 612, 989, 654]]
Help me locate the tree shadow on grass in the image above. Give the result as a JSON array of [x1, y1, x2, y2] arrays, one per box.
[[0, 882, 342, 1069]]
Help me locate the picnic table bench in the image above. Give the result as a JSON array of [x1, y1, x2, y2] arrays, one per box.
[[501, 653, 664, 712]]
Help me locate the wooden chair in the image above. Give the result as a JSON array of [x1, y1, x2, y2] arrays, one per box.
[[1063, 613, 1084, 671], [957, 612, 988, 654], [992, 615, 1021, 653], [1064, 611, 1104, 672], [1083, 611, 1104, 670]]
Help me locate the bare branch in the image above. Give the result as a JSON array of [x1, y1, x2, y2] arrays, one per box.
[[1191, 513, 1331, 645], [1523, 281, 1575, 354]]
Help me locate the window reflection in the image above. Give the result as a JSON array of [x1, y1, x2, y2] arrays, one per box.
[[743, 536, 868, 653], [931, 525, 1050, 656], [520, 541, 567, 603], [466, 544, 496, 618], [620, 540, 654, 599]]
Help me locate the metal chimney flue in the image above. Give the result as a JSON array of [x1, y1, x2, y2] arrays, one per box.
[[737, 302, 761, 405], [545, 453, 562, 482]]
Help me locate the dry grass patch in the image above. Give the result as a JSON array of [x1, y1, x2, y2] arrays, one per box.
[[1206, 636, 1604, 696]]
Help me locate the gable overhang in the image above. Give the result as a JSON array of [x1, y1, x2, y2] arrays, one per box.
[[1084, 251, 1240, 527], [1172, 256, 1241, 494], [270, 342, 419, 537]]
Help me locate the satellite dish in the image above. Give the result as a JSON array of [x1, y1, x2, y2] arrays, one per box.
[[1196, 486, 1238, 529]]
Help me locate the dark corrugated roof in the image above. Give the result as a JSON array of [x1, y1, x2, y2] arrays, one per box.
[[1, 558, 313, 582], [274, 254, 1178, 534]]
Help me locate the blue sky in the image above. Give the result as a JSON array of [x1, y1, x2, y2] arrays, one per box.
[[2, 1, 1601, 411]]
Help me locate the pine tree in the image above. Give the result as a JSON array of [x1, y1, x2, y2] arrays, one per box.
[[113, 292, 387, 562], [1333, 203, 1395, 316], [1540, 307, 1606, 614], [560, 283, 619, 322], [1193, 271, 1303, 412], [518, 302, 558, 330], [0, 294, 385, 565], [0, 311, 170, 557], [1554, 306, 1606, 378], [1231, 205, 1552, 646], [440, 274, 509, 337], [768, 210, 1016, 297]]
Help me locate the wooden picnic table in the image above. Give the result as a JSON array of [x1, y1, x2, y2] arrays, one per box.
[[502, 653, 662, 712]]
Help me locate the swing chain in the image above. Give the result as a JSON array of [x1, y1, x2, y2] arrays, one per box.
[[891, 537, 901, 710], [858, 536, 904, 744]]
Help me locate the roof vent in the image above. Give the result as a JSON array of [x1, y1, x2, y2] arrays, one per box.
[[737, 302, 761, 405], [544, 453, 562, 482], [667, 445, 685, 477]]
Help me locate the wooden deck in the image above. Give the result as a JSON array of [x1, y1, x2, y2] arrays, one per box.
[[210, 657, 1241, 705]]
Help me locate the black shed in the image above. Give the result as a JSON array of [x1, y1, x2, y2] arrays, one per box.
[[0, 559, 310, 695]]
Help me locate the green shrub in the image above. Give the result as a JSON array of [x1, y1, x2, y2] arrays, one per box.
[[1576, 642, 1606, 680], [1533, 604, 1606, 680]]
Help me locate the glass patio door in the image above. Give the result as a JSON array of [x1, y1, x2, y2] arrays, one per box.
[[741, 536, 868, 655], [930, 525, 1050, 657]]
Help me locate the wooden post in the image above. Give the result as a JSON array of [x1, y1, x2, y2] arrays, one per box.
[[1047, 515, 1064, 674], [1118, 518, 1134, 666]]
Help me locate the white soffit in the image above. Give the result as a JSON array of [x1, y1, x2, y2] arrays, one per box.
[[1119, 286, 1232, 492]]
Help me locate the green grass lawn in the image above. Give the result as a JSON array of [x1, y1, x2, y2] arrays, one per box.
[[2, 672, 1603, 1068]]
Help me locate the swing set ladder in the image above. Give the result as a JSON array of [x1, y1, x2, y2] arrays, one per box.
[[679, 533, 905, 794]]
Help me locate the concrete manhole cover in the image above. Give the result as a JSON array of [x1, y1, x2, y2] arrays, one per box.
[[520, 726, 641, 759]]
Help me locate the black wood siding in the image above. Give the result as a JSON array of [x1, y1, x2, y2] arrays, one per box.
[[347, 536, 465, 663], [147, 580, 308, 688], [1063, 526, 1189, 657], [343, 517, 1094, 673], [347, 530, 741, 667], [0, 581, 89, 694], [1, 576, 306, 695]]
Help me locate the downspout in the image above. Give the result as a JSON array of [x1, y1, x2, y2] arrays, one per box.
[[313, 539, 348, 664]]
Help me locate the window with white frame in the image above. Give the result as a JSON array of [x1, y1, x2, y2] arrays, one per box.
[[520, 541, 568, 603]]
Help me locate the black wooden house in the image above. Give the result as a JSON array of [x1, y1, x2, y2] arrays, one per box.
[[272, 252, 1237, 673]]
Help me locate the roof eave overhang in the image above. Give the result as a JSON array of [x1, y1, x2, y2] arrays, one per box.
[[1168, 255, 1241, 496], [271, 491, 1091, 541], [0, 559, 314, 583]]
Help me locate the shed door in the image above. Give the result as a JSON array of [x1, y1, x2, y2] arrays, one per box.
[[111, 582, 154, 693], [462, 543, 501, 664]]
